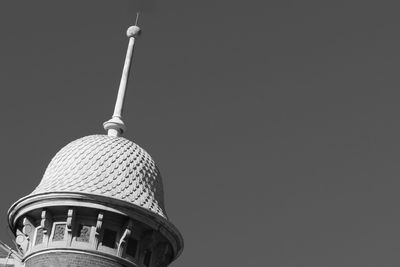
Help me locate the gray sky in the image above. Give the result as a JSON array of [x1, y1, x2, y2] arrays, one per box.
[[1, 1, 400, 266]]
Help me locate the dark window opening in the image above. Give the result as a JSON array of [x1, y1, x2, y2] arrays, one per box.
[[126, 238, 138, 257], [143, 250, 152, 267], [76, 224, 91, 242], [102, 228, 117, 248]]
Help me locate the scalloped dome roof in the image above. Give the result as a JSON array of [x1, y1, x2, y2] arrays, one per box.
[[30, 135, 167, 218]]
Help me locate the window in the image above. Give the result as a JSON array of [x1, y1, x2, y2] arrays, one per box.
[[35, 228, 44, 245], [126, 238, 138, 258], [52, 223, 66, 241], [76, 224, 91, 242], [102, 229, 117, 248], [143, 250, 152, 267]]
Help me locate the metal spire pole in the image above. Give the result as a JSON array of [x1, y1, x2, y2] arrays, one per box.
[[104, 16, 141, 137]]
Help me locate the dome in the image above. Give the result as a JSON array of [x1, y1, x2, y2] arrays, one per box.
[[30, 135, 167, 218]]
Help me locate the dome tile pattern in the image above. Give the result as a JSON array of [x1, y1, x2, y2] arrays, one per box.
[[30, 135, 166, 218]]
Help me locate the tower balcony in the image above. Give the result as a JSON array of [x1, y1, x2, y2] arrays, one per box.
[[8, 193, 182, 267]]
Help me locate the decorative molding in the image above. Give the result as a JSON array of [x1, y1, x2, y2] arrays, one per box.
[[22, 217, 34, 238], [40, 209, 52, 245], [76, 225, 91, 243], [93, 212, 104, 249], [117, 220, 133, 256], [19, 216, 34, 254], [10, 193, 164, 230], [52, 223, 67, 242], [15, 229, 29, 254], [66, 208, 75, 246]]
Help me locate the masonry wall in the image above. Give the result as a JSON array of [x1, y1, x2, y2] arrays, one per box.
[[24, 252, 133, 267]]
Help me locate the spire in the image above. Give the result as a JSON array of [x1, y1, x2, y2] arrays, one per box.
[[103, 16, 141, 137]]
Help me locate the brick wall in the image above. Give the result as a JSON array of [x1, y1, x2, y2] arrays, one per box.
[[25, 252, 132, 267]]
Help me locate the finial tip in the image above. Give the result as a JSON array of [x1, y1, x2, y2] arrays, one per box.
[[135, 12, 140, 26]]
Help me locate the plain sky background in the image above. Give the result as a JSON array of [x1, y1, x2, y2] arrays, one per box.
[[1, 1, 400, 266]]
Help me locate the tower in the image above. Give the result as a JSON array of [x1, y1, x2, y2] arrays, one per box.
[[6, 24, 184, 267]]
